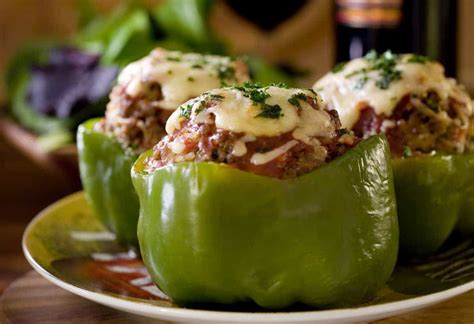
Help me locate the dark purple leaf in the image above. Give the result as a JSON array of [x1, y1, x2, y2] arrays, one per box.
[[49, 47, 100, 69], [27, 47, 118, 118]]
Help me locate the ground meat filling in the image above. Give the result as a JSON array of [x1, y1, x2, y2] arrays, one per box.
[[468, 115, 474, 152], [97, 48, 250, 154], [352, 91, 471, 157], [97, 84, 172, 153], [315, 52, 473, 158], [145, 86, 359, 179]]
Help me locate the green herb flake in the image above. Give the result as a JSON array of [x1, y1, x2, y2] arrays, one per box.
[[167, 70, 173, 75], [288, 93, 308, 108], [249, 89, 269, 103], [345, 67, 368, 79], [346, 50, 402, 90], [375, 69, 401, 89], [194, 101, 206, 115], [209, 94, 225, 101], [336, 128, 350, 136], [187, 76, 195, 82], [425, 96, 440, 112], [403, 146, 412, 158], [234, 82, 270, 104], [270, 82, 289, 88], [216, 64, 236, 82], [364, 50, 378, 62], [407, 54, 430, 64], [179, 104, 193, 119], [353, 75, 369, 90], [191, 63, 203, 69], [256, 104, 283, 119], [332, 61, 347, 73], [166, 56, 181, 62]]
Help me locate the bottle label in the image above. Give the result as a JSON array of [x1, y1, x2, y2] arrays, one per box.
[[336, 0, 404, 28]]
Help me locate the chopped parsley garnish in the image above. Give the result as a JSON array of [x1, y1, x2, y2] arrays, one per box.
[[364, 50, 378, 62], [194, 101, 206, 115], [425, 95, 440, 112], [249, 89, 269, 103], [232, 82, 314, 119], [191, 63, 203, 69], [345, 50, 402, 90], [332, 61, 347, 73], [233, 82, 270, 104], [166, 56, 181, 62], [353, 75, 368, 90], [407, 54, 430, 64], [209, 94, 225, 101], [336, 128, 350, 136], [270, 82, 289, 88], [187, 76, 195, 82], [179, 103, 193, 118], [368, 50, 401, 90], [403, 146, 412, 158], [216, 64, 236, 83], [184, 93, 226, 116], [256, 104, 283, 119], [288, 93, 307, 108], [167, 70, 173, 75], [375, 70, 401, 90]]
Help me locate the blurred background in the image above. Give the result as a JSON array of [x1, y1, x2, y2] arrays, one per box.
[[0, 0, 473, 291]]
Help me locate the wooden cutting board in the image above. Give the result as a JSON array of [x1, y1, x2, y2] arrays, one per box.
[[1, 271, 473, 323]]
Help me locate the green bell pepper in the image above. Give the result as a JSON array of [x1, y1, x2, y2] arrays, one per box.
[[77, 118, 139, 248], [132, 135, 398, 309], [393, 151, 474, 256], [455, 152, 474, 235]]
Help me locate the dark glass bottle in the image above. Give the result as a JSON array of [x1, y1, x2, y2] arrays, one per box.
[[335, 0, 458, 76], [402, 0, 458, 76]]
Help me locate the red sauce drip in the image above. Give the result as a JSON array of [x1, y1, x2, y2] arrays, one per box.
[[352, 105, 383, 138]]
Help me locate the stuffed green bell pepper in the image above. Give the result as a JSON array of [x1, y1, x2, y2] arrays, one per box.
[[132, 84, 398, 308], [78, 48, 250, 247], [315, 51, 474, 256]]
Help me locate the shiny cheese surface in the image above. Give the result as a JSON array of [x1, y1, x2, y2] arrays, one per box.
[[314, 54, 472, 129], [166, 86, 336, 143], [118, 48, 248, 110]]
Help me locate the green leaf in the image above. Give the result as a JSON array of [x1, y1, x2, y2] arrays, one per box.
[[101, 9, 156, 65], [37, 130, 74, 152], [76, 0, 98, 28], [243, 56, 295, 86], [75, 3, 156, 65], [154, 0, 225, 53]]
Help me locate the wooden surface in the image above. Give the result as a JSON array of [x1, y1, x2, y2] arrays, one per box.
[[0, 118, 80, 190], [0, 271, 472, 323], [0, 133, 78, 295]]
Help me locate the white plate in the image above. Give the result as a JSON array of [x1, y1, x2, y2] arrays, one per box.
[[23, 192, 474, 323]]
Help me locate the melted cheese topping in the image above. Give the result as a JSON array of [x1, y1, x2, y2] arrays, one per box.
[[166, 87, 336, 142], [314, 54, 472, 129], [231, 134, 256, 157], [118, 48, 249, 110], [250, 140, 298, 165]]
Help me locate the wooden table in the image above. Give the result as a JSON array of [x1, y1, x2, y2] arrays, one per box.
[[0, 135, 72, 294]]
